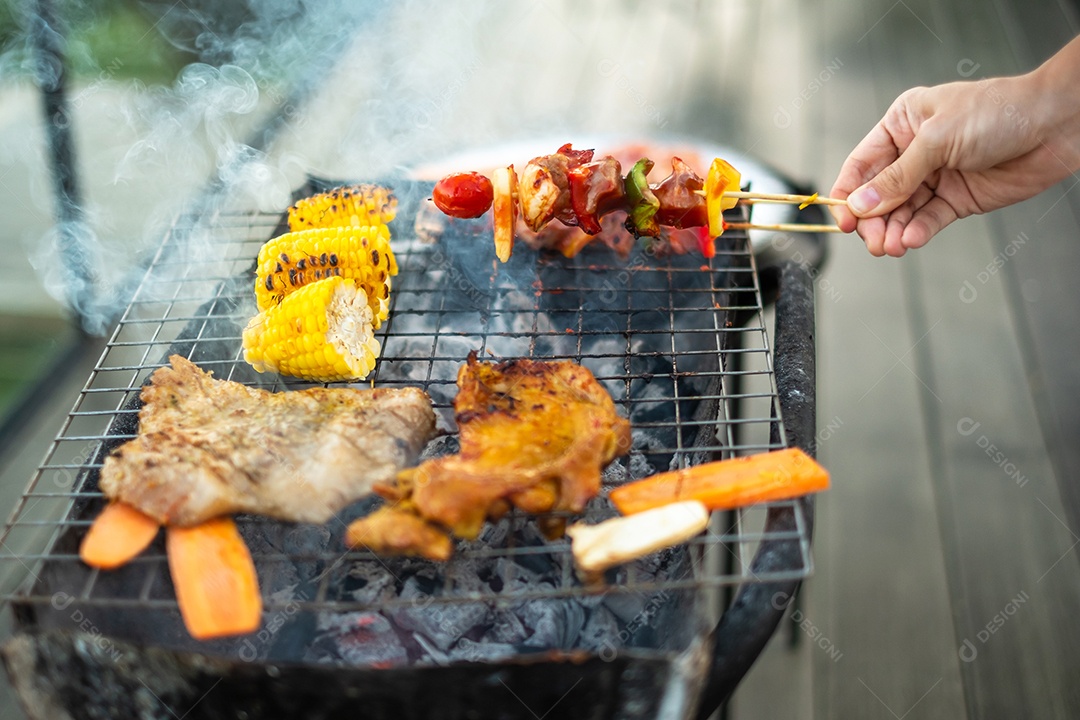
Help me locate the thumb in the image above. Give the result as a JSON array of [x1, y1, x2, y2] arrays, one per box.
[[848, 132, 943, 218]]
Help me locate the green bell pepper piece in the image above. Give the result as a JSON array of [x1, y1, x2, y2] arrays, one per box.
[[624, 158, 660, 238]]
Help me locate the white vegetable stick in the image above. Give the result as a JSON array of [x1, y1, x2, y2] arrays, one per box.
[[567, 500, 710, 576]]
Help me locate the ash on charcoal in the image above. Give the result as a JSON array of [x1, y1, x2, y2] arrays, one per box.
[[578, 605, 622, 651], [625, 450, 657, 483], [601, 543, 696, 624], [490, 556, 545, 593], [283, 523, 331, 553], [305, 611, 408, 667], [412, 201, 451, 245], [339, 562, 397, 605], [443, 560, 502, 607], [450, 637, 519, 663], [237, 521, 302, 598], [390, 577, 490, 652], [283, 523, 332, 581], [601, 459, 631, 488], [511, 548, 563, 580], [633, 545, 696, 585], [411, 632, 449, 665], [486, 608, 528, 645], [507, 522, 569, 579], [418, 433, 459, 461], [236, 521, 333, 613], [334, 495, 383, 528], [456, 518, 568, 586], [603, 592, 651, 625], [474, 516, 510, 547], [515, 599, 586, 650], [570, 587, 608, 610], [432, 335, 479, 365]]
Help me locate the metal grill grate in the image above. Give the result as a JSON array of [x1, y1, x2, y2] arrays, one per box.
[[0, 180, 812, 657]]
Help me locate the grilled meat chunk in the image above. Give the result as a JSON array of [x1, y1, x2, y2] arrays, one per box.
[[517, 160, 564, 232], [99, 355, 437, 526], [517, 144, 595, 231], [346, 505, 453, 561], [349, 352, 631, 557]]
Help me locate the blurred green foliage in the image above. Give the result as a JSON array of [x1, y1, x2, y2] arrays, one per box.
[[64, 1, 192, 84], [0, 0, 256, 86], [2, 0, 318, 91], [0, 314, 72, 413]]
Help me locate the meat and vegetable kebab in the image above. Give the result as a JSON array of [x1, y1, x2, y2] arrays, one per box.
[[430, 144, 844, 261]]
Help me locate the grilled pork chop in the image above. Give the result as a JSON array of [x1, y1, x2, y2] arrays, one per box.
[[347, 352, 631, 559], [99, 355, 437, 526]]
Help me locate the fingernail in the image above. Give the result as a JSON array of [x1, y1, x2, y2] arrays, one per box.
[[848, 186, 881, 215]]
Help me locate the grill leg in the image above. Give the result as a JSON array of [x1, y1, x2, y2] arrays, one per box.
[[720, 336, 745, 614], [697, 260, 818, 719], [31, 0, 98, 333]]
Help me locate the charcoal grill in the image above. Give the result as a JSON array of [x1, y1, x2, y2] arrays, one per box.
[[0, 174, 820, 720]]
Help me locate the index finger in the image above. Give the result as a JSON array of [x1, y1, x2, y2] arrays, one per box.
[[829, 122, 904, 230]]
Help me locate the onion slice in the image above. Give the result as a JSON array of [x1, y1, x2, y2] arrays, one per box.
[[491, 165, 518, 263], [567, 500, 710, 578]]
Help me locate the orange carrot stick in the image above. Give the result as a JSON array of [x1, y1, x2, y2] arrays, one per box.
[[80, 502, 161, 569], [166, 518, 262, 640], [610, 447, 829, 515]]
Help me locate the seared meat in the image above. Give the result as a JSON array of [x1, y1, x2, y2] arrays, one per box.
[[519, 209, 638, 259], [99, 355, 437, 526], [517, 145, 594, 231], [518, 159, 565, 232], [348, 353, 631, 558], [346, 505, 453, 561]]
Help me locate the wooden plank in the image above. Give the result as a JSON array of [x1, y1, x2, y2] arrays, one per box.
[[988, 0, 1080, 561], [905, 212, 1080, 718], [806, 0, 968, 718], [991, 189, 1080, 565], [737, 0, 966, 717], [854, 1, 1080, 717], [908, 2, 1080, 717], [992, 0, 1078, 68], [806, 231, 968, 720]]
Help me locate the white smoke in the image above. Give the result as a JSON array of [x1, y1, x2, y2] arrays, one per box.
[[4, 0, 708, 332]]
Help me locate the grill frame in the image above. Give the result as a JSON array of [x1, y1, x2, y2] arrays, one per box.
[[0, 176, 819, 719]]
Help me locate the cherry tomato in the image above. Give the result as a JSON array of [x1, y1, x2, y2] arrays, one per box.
[[432, 172, 494, 218]]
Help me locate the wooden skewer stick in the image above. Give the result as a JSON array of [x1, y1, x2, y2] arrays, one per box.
[[694, 189, 848, 207], [734, 196, 837, 206], [726, 222, 841, 234]]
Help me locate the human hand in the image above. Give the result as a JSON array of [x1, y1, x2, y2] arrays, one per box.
[[830, 74, 1080, 257]]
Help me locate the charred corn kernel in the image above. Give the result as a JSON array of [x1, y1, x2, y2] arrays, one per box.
[[243, 276, 381, 382], [255, 226, 397, 327], [287, 184, 397, 232]]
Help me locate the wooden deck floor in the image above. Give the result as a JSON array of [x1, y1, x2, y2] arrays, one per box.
[[2, 1, 1079, 718], [713, 1, 1080, 717]]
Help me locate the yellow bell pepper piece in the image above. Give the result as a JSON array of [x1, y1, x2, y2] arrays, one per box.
[[705, 159, 742, 238]]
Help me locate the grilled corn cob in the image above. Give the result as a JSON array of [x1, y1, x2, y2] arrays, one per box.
[[255, 226, 398, 327], [243, 275, 381, 382], [287, 185, 397, 232]]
